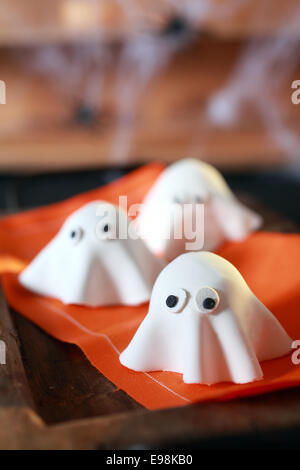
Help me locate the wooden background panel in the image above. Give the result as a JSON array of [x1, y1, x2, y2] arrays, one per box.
[[0, 0, 170, 45], [0, 285, 34, 408], [1, 0, 300, 45], [0, 38, 299, 171], [0, 196, 300, 449]]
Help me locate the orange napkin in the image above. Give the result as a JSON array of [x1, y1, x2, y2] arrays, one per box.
[[1, 163, 300, 409]]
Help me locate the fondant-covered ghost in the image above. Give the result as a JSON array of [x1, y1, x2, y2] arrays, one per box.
[[19, 201, 164, 306], [136, 158, 262, 260], [120, 252, 292, 384]]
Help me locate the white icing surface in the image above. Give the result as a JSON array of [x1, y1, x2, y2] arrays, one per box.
[[136, 158, 262, 260], [120, 251, 292, 384], [19, 201, 164, 306]]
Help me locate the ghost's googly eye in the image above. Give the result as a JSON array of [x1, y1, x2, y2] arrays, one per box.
[[165, 288, 188, 313], [96, 221, 116, 241], [70, 226, 84, 245], [194, 287, 219, 313]]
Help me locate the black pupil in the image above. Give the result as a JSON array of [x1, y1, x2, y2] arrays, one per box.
[[103, 224, 109, 233], [203, 297, 216, 310], [71, 230, 77, 238], [166, 295, 178, 308]]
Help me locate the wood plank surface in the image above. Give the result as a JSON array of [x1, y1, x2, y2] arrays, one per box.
[[11, 311, 141, 425]]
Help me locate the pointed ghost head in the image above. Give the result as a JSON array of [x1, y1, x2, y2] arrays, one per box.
[[120, 252, 291, 384], [19, 201, 164, 306], [136, 158, 262, 260]]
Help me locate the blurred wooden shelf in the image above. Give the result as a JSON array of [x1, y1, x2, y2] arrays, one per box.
[[0, 0, 169, 46], [1, 0, 300, 172], [0, 35, 299, 171], [0, 196, 300, 449], [0, 0, 300, 46]]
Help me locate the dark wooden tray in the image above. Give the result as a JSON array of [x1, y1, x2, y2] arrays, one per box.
[[1, 196, 300, 450]]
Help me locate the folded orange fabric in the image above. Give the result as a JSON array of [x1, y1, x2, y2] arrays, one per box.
[[1, 163, 300, 409]]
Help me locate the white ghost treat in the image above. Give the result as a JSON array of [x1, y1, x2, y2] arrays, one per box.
[[136, 158, 262, 260], [19, 201, 164, 307], [120, 252, 292, 385]]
